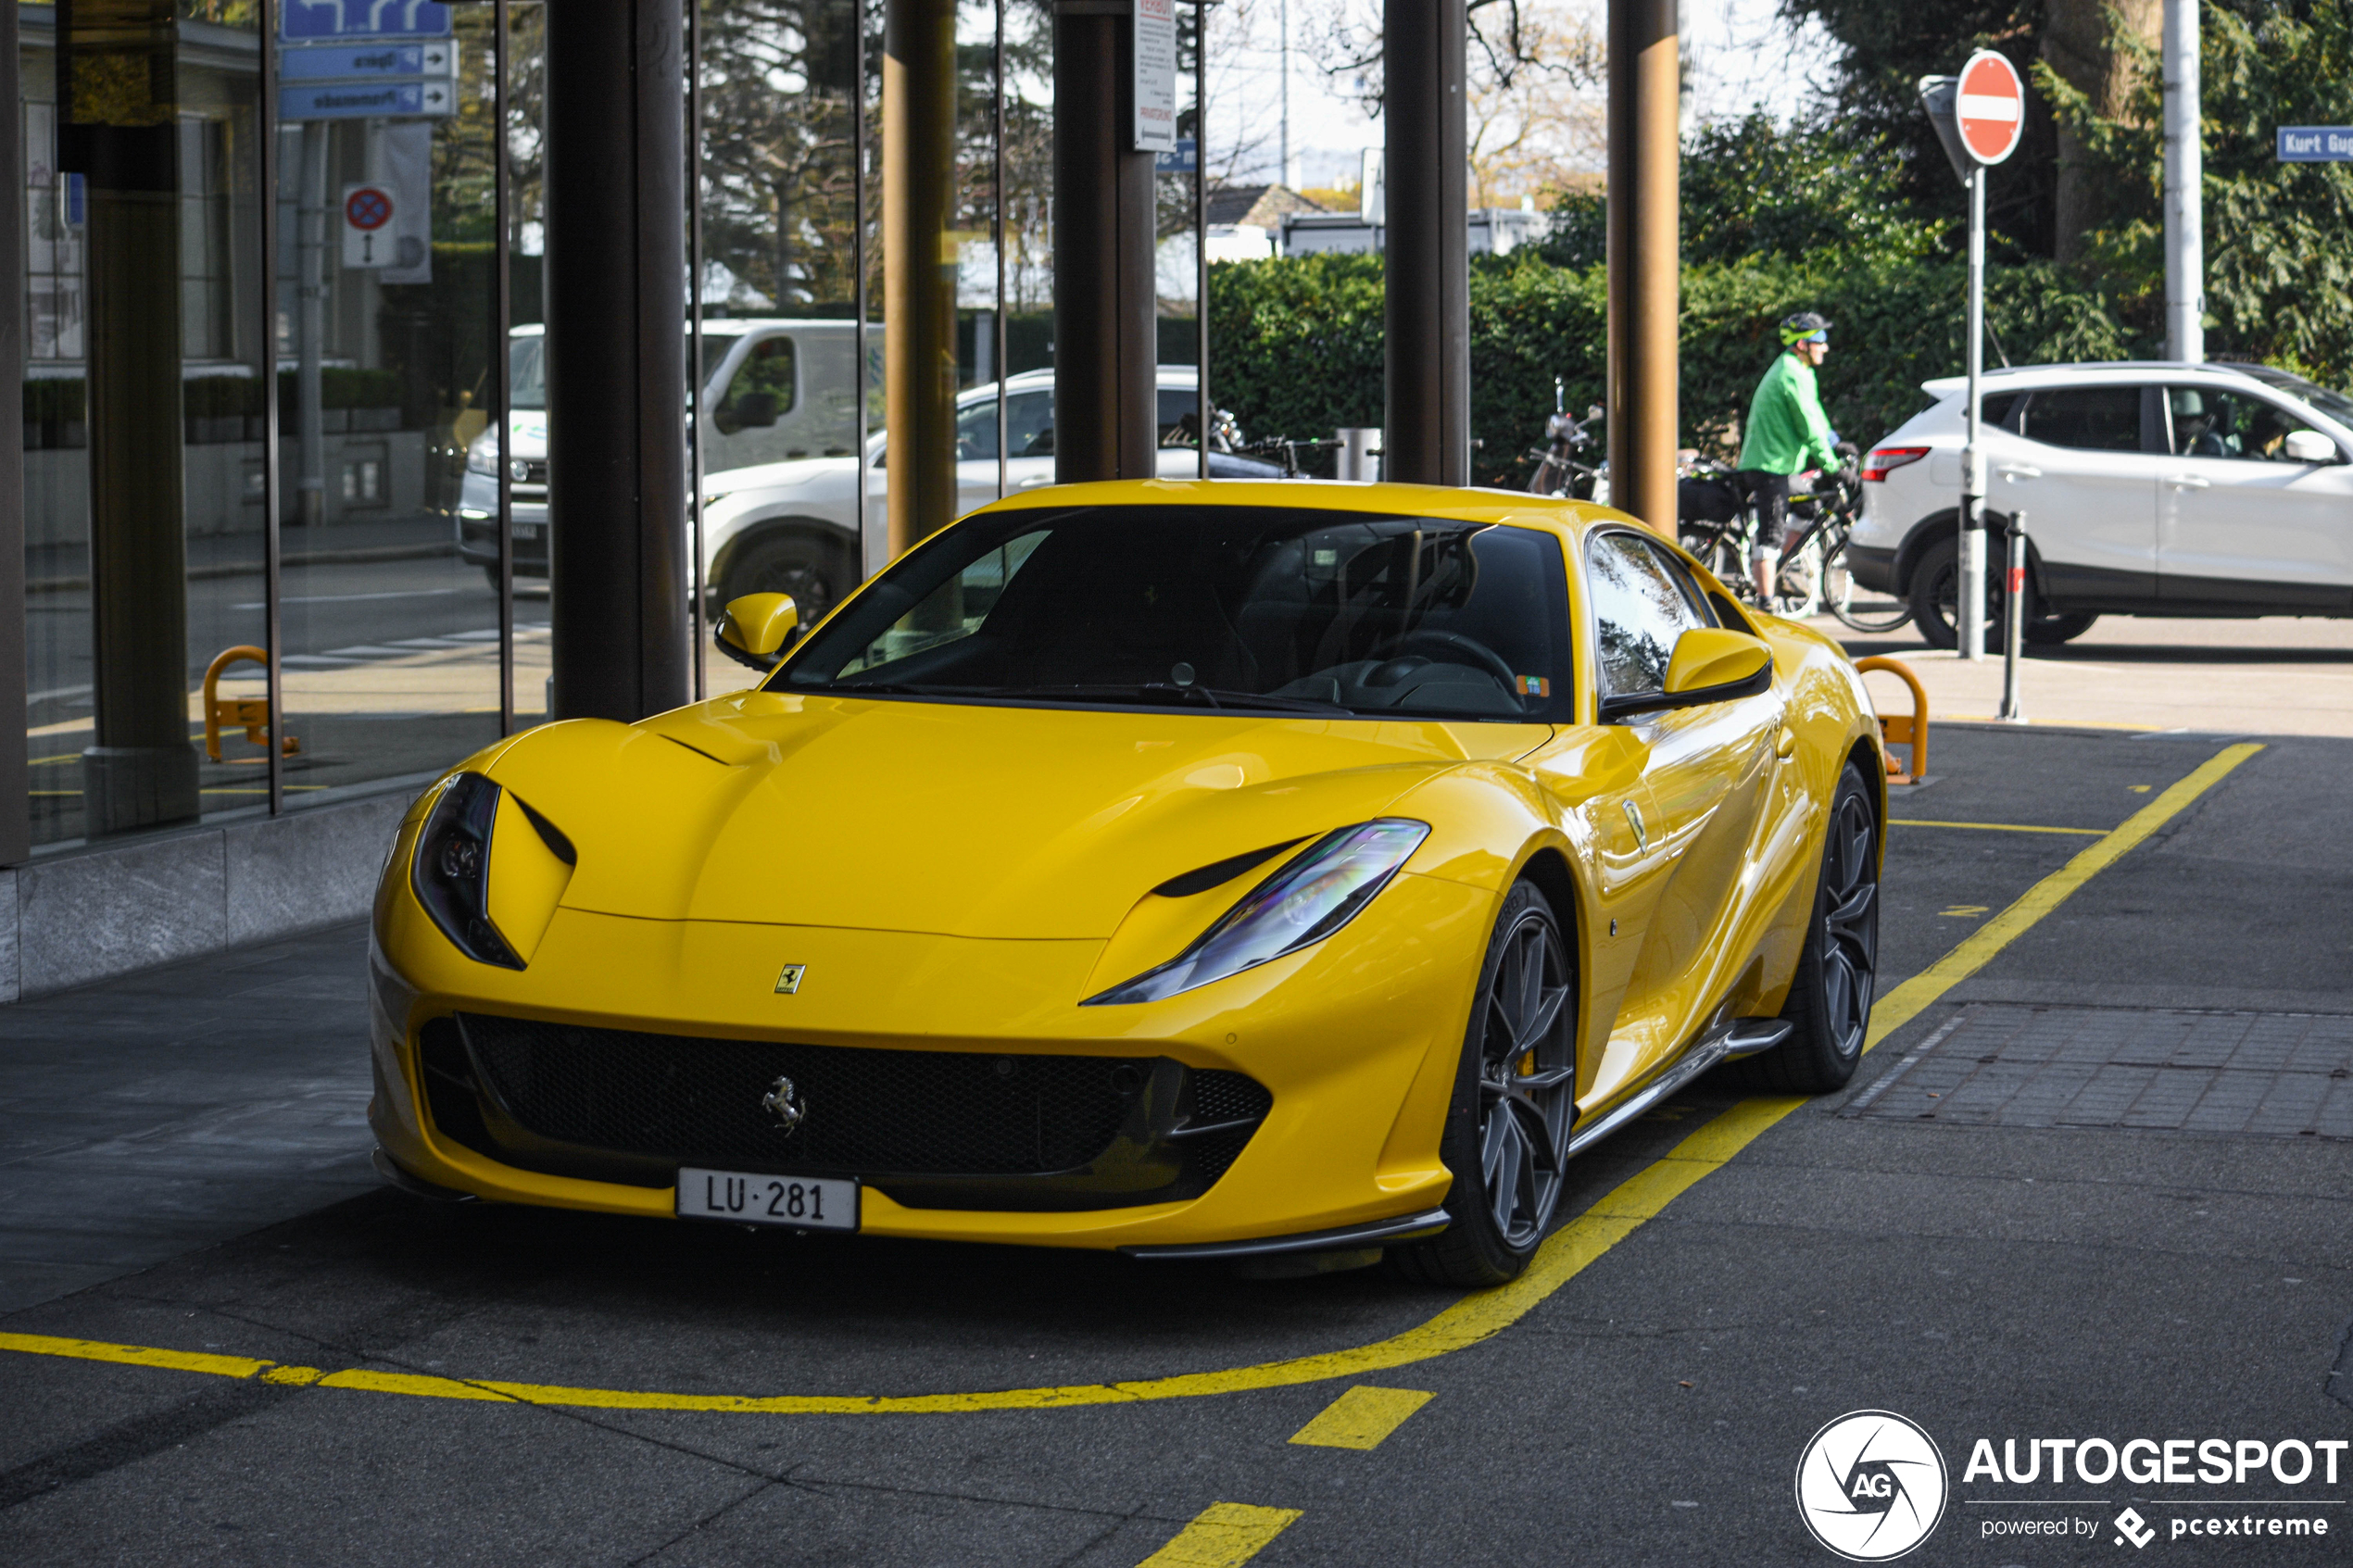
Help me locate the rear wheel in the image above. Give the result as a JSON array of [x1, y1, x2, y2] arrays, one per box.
[[1393, 881, 1578, 1288], [1733, 764, 1880, 1094], [1823, 537, 1913, 633], [2025, 610, 2098, 646]]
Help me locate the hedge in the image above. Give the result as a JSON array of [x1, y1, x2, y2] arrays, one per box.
[[1208, 250, 2138, 485]]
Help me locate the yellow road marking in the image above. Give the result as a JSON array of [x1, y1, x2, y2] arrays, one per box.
[[1891, 818, 2105, 835], [0, 745, 2262, 1414], [1288, 1386, 1435, 1449], [1864, 743, 2261, 1051], [1938, 905, 1989, 917], [1137, 1503, 1302, 1566]]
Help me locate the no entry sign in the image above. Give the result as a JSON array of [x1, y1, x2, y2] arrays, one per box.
[[1957, 50, 2025, 165]]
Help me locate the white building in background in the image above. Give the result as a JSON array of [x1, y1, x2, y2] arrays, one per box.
[[1279, 206, 1553, 258]]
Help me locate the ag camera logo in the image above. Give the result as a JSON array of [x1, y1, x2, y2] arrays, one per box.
[[1795, 1410, 1950, 1561]]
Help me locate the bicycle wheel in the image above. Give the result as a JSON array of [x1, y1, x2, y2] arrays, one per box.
[[1823, 535, 1912, 633], [1773, 531, 1825, 618]]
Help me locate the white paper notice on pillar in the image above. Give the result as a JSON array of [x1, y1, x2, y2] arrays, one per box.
[[1132, 0, 1176, 153], [342, 183, 396, 269], [378, 121, 434, 284]]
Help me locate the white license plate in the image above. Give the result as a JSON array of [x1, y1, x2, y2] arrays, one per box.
[[675, 1168, 859, 1231], [514, 523, 542, 540]]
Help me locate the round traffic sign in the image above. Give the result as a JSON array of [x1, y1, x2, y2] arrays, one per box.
[[345, 186, 393, 232], [1956, 49, 2025, 165]]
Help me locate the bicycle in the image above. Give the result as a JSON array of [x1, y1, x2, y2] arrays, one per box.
[[1678, 460, 1907, 630]]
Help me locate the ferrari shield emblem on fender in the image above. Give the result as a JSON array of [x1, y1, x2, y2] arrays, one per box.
[[774, 963, 806, 995]]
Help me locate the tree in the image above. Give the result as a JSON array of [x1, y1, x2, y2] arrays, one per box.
[[2039, 0, 2353, 381]]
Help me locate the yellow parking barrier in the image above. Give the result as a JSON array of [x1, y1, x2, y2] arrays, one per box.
[[1855, 655, 1926, 784], [202, 646, 299, 763]]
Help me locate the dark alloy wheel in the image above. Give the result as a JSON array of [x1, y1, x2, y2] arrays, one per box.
[[1906, 535, 2006, 651], [1734, 763, 1880, 1094], [718, 533, 847, 629], [1394, 880, 1579, 1287]]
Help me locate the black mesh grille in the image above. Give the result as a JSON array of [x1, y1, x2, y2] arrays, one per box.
[[1191, 1070, 1273, 1127], [459, 1013, 1138, 1175]]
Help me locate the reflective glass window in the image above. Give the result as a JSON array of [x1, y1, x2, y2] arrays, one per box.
[[1587, 531, 1707, 699]]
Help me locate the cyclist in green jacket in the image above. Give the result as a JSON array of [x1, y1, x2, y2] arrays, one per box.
[[1737, 312, 1843, 603]]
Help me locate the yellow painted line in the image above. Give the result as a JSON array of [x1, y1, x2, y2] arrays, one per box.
[[1863, 742, 2261, 1051], [0, 1332, 274, 1381], [0, 745, 2260, 1415], [1137, 1503, 1302, 1566], [1288, 1386, 1434, 1449], [1891, 818, 2105, 836]]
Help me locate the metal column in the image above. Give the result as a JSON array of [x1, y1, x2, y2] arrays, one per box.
[[1053, 0, 1157, 484], [884, 0, 961, 553], [1382, 0, 1469, 488], [0, 0, 26, 861], [545, 0, 691, 721], [2161, 0, 2202, 362], [1605, 0, 1679, 532]]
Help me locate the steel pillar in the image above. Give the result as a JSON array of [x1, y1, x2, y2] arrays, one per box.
[[0, 0, 25, 860], [1382, 0, 1469, 487], [545, 0, 691, 721], [1605, 0, 1679, 533], [1053, 0, 1158, 483], [886, 0, 961, 553], [2161, 0, 2202, 362]]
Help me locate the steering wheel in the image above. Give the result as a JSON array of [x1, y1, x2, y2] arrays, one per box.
[[1375, 629, 1523, 692]]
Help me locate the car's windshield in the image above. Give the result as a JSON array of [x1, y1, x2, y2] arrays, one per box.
[[2233, 364, 2353, 431], [509, 336, 546, 411], [777, 504, 1574, 722]]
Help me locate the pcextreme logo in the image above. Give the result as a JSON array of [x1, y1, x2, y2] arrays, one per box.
[[1795, 1410, 1951, 1562]]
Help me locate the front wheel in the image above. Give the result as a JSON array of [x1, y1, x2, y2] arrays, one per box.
[[1392, 881, 1578, 1288], [717, 533, 849, 629], [1734, 764, 1880, 1093]]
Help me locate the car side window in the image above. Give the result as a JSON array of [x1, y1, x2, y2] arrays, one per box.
[[2166, 385, 2322, 462], [713, 336, 797, 436], [1005, 391, 1054, 458], [1586, 532, 1707, 698], [2017, 385, 2142, 452], [954, 398, 998, 460]]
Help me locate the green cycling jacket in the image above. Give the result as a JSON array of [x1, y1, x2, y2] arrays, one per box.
[[1736, 350, 1840, 475]]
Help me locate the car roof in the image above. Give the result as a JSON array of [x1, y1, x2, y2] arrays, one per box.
[[1919, 360, 2284, 397], [972, 476, 1610, 546]]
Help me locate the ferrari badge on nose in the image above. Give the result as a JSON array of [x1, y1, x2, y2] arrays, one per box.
[[761, 1075, 806, 1134]]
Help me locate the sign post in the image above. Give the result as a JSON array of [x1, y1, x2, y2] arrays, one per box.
[[1921, 50, 2025, 662]]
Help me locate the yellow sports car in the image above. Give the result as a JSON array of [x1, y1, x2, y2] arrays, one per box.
[[369, 480, 1884, 1286]]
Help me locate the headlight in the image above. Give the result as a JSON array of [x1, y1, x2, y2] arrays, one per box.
[[1083, 819, 1430, 1006], [410, 772, 576, 969], [465, 438, 497, 476]]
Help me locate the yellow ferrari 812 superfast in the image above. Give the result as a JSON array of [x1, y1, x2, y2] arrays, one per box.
[[370, 481, 1885, 1286]]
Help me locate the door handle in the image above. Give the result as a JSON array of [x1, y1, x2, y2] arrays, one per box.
[[1996, 465, 2042, 482], [1775, 726, 1797, 759], [2166, 474, 2211, 490]]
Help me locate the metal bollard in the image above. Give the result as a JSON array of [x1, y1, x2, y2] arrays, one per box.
[[1998, 510, 2028, 722]]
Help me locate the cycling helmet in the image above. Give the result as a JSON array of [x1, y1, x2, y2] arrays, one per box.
[[1779, 311, 1831, 346]]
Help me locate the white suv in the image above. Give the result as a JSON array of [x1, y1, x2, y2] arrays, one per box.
[[1846, 360, 2353, 646]]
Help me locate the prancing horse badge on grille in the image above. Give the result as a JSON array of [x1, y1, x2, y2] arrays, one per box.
[[761, 1075, 806, 1133], [774, 963, 806, 995]]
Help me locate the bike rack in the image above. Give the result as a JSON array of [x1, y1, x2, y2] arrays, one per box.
[[1854, 656, 1927, 784], [202, 646, 300, 763]]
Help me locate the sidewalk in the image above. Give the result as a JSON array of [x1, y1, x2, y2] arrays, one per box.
[[0, 922, 376, 1314], [1816, 613, 2353, 737]]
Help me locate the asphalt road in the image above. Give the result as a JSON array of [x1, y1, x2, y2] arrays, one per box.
[[1, 724, 2347, 1567]]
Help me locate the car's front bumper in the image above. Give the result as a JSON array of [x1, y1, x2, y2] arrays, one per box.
[[368, 859, 1489, 1252]]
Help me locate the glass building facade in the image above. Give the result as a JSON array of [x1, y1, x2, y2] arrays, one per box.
[[11, 0, 1202, 856]]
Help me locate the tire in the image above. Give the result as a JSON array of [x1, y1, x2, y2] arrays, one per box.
[[1733, 764, 1880, 1094], [1392, 880, 1579, 1288], [2025, 610, 2098, 646], [718, 532, 849, 628], [1823, 539, 1913, 634], [482, 564, 503, 592], [1905, 534, 2013, 651]]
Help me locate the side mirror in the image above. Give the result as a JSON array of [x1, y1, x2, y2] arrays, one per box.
[[1599, 628, 1773, 721], [2283, 429, 2336, 463], [713, 592, 799, 672]]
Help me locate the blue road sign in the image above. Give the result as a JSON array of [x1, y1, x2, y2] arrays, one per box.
[[280, 1, 452, 41], [280, 79, 455, 120], [1155, 137, 1197, 175], [281, 40, 455, 82], [2277, 126, 2353, 162]]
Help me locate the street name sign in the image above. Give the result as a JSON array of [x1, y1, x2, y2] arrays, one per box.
[[281, 78, 455, 120], [2278, 127, 2353, 162], [281, 39, 456, 81], [1956, 50, 2025, 165]]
